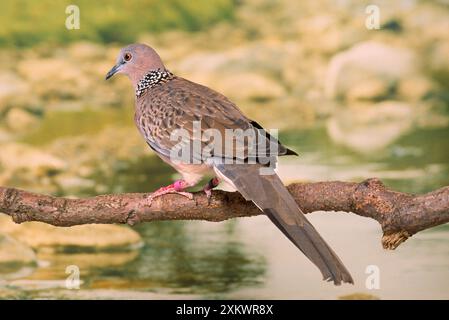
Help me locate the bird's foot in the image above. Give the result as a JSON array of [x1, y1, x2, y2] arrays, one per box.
[[146, 180, 193, 207], [203, 178, 220, 204]]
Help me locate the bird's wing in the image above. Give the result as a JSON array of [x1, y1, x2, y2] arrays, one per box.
[[135, 77, 294, 163], [213, 162, 354, 285]]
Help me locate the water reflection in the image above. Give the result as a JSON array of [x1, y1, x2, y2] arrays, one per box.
[[126, 220, 266, 294]]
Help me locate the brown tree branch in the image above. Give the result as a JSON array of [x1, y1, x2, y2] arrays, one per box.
[[1, 178, 448, 249]]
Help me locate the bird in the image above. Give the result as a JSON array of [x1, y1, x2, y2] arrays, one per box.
[[106, 43, 353, 285]]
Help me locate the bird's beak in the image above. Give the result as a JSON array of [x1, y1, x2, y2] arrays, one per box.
[[105, 62, 123, 80]]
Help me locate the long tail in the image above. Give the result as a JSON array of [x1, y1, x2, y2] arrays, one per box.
[[214, 163, 354, 285]]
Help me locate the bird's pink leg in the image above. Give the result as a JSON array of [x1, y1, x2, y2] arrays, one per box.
[[147, 179, 193, 206], [203, 178, 220, 199]]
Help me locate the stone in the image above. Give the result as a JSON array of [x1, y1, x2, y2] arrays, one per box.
[[53, 175, 95, 192], [0, 128, 13, 143], [398, 76, 434, 101], [429, 40, 449, 72], [176, 43, 285, 77], [295, 14, 346, 54], [346, 77, 391, 102], [5, 108, 39, 132], [0, 143, 66, 178], [325, 41, 417, 100], [0, 233, 37, 280], [0, 72, 30, 113], [17, 57, 89, 99], [0, 216, 142, 251], [174, 43, 288, 100], [326, 101, 414, 153], [214, 72, 286, 101]]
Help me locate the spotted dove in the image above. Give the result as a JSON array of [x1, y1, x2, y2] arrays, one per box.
[[106, 44, 353, 285]]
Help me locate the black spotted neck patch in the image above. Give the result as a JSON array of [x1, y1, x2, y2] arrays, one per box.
[[136, 69, 174, 97]]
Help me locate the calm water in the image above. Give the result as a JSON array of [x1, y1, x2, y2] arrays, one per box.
[[2, 109, 449, 299]]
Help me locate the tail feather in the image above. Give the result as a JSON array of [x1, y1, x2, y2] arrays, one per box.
[[214, 163, 353, 285], [266, 209, 353, 284]]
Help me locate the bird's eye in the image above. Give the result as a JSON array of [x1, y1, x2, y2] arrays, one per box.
[[124, 53, 132, 62]]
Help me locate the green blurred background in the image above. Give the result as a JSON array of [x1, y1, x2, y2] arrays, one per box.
[[0, 0, 448, 299]]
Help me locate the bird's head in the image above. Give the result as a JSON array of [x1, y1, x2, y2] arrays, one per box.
[[105, 43, 165, 86]]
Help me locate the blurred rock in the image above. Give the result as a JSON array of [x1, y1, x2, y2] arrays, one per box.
[[215, 72, 286, 101], [5, 108, 39, 132], [326, 101, 414, 153], [346, 78, 390, 102], [0, 233, 36, 265], [0, 72, 30, 113], [0, 143, 66, 178], [0, 288, 21, 299], [325, 41, 417, 101], [53, 175, 95, 194], [175, 44, 287, 101], [177, 43, 286, 77], [428, 40, 449, 77], [295, 14, 350, 55], [0, 233, 37, 280], [398, 76, 434, 102], [17, 57, 89, 100], [48, 126, 151, 169], [0, 216, 142, 251], [0, 128, 13, 143]]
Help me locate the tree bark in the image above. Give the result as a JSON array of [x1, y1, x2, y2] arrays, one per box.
[[0, 178, 448, 249]]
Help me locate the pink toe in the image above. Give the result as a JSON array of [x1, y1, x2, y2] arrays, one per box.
[[173, 180, 185, 191]]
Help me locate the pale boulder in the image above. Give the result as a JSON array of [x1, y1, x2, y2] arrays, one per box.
[[174, 43, 287, 101], [0, 233, 37, 280], [326, 101, 414, 153], [398, 76, 434, 101], [325, 41, 417, 100], [429, 40, 449, 72], [5, 108, 39, 132], [0, 72, 30, 113], [0, 143, 66, 177], [0, 216, 142, 251], [17, 57, 89, 99], [214, 72, 286, 101]]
